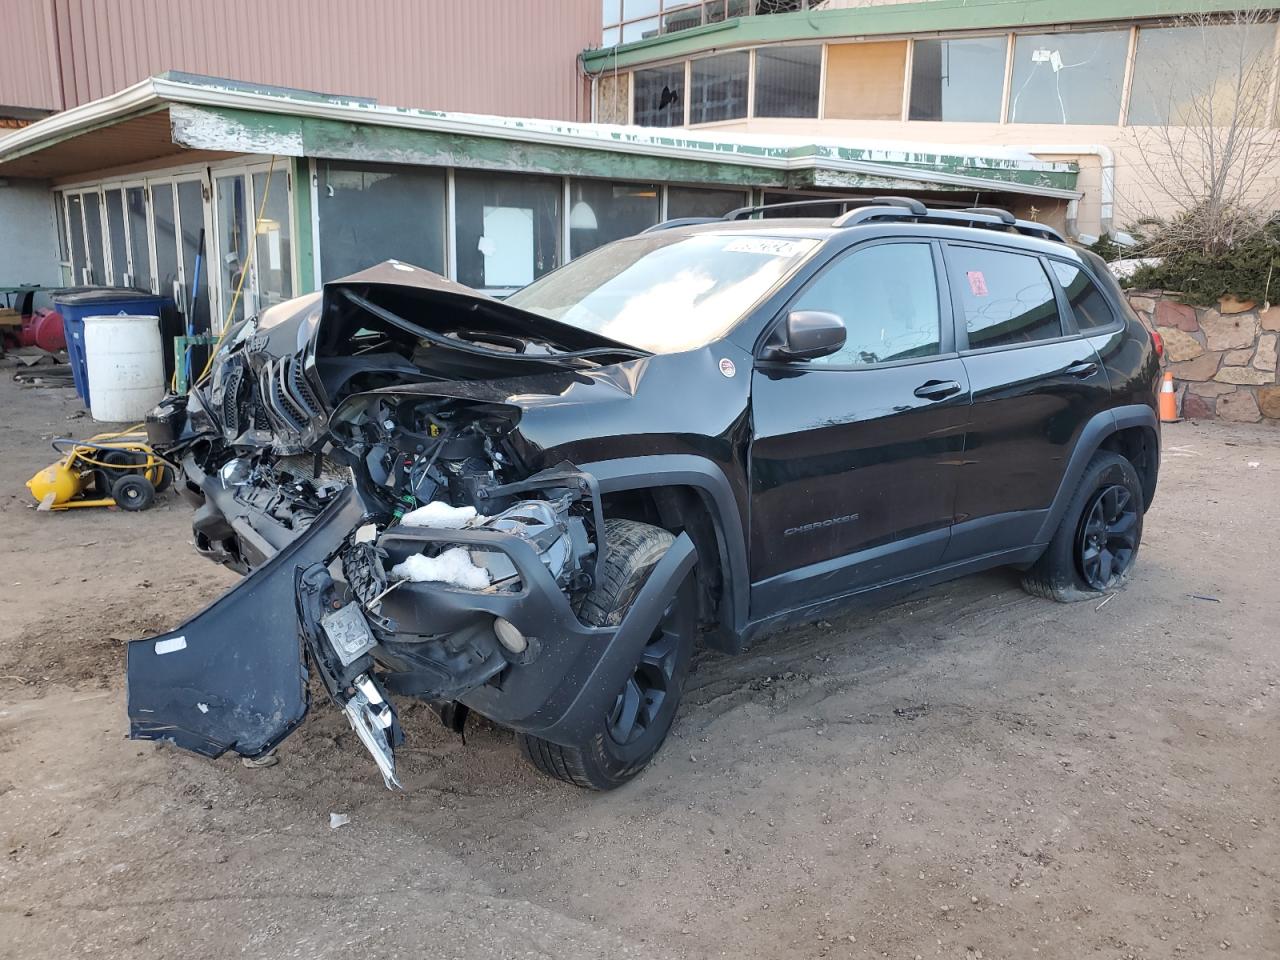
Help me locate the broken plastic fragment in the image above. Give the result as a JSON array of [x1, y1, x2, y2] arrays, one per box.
[[329, 812, 350, 829], [342, 674, 401, 789], [390, 548, 491, 589], [399, 501, 480, 529]]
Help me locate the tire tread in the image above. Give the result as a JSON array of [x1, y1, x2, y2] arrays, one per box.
[[517, 519, 679, 790]]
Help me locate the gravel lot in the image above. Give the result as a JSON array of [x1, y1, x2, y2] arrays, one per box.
[[1, 371, 1277, 960]]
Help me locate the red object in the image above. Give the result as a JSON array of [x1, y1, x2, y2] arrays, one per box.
[[2, 301, 68, 352], [14, 308, 67, 351], [1149, 328, 1164, 359]]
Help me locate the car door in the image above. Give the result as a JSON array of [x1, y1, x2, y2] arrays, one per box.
[[941, 242, 1114, 562], [748, 239, 972, 619]]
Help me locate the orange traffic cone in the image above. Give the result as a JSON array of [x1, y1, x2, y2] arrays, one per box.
[[1158, 372, 1179, 422]]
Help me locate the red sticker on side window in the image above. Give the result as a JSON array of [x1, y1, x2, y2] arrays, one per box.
[[966, 270, 989, 296]]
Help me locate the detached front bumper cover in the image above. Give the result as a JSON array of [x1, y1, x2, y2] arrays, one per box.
[[126, 486, 365, 758], [127, 480, 697, 786]]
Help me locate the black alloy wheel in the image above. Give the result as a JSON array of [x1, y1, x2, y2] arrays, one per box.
[[607, 617, 681, 747], [1075, 483, 1138, 590]]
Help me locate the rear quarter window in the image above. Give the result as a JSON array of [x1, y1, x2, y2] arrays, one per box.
[[1050, 261, 1119, 331]]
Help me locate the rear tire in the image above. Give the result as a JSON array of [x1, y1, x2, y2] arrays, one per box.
[[517, 519, 694, 790], [1022, 451, 1143, 602]]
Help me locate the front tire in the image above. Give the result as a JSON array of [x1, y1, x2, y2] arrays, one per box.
[[1022, 451, 1144, 602], [517, 519, 695, 790]]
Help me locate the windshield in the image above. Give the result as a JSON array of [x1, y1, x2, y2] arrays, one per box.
[[505, 232, 819, 353]]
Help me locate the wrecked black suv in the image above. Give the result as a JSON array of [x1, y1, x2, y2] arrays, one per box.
[[131, 198, 1161, 790]]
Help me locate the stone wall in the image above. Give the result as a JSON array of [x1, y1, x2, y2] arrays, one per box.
[[1126, 291, 1280, 424]]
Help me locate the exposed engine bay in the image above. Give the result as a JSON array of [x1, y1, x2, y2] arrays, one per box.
[[129, 263, 696, 789]]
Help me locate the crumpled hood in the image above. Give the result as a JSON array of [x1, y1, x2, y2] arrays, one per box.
[[323, 260, 640, 356], [237, 260, 641, 365], [198, 260, 645, 455]]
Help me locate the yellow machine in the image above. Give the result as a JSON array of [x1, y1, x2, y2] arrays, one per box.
[[26, 430, 171, 512]]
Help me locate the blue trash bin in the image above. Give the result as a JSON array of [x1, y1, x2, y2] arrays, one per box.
[[54, 290, 173, 405]]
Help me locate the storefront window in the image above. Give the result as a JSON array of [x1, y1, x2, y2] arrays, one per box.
[[454, 171, 561, 291], [690, 51, 749, 123], [666, 186, 749, 218], [909, 36, 1007, 121], [568, 180, 660, 259], [1007, 30, 1128, 124], [633, 64, 685, 126], [1128, 22, 1277, 125], [754, 45, 821, 118], [317, 161, 446, 281]]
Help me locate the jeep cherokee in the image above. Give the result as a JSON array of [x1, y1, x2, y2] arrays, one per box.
[[130, 198, 1161, 790]]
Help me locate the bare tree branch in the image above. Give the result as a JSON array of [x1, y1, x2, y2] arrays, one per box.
[[1122, 8, 1280, 255]]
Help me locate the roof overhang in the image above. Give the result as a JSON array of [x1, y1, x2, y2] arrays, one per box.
[[0, 73, 1080, 200]]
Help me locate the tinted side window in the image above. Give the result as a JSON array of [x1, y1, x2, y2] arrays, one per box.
[[792, 243, 941, 366], [1050, 261, 1118, 331], [948, 246, 1062, 349]]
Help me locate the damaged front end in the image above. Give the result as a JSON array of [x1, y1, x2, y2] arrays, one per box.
[[129, 267, 694, 785]]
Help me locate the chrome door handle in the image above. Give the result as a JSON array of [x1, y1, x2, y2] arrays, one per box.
[[1064, 359, 1099, 378], [914, 379, 962, 401]]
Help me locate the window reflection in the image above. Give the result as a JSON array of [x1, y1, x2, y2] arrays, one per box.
[[909, 37, 1007, 122], [1128, 22, 1277, 125]]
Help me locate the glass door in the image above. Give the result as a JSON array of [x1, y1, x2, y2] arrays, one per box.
[[54, 193, 72, 286], [175, 176, 212, 335], [103, 187, 128, 286], [81, 191, 106, 285], [66, 193, 88, 284], [125, 183, 154, 294], [250, 167, 292, 309], [152, 182, 182, 307], [214, 172, 251, 325]]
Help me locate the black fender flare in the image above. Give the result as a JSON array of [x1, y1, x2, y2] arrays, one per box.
[[1034, 403, 1159, 544], [577, 454, 749, 639]]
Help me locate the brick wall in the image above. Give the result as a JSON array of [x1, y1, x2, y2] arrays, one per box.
[[1127, 292, 1280, 423]]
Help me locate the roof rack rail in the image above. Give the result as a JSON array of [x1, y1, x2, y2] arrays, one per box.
[[640, 217, 722, 234], [722, 195, 926, 221], [833, 203, 1064, 243], [962, 206, 1016, 225]]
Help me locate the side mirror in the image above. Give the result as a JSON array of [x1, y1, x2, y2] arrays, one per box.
[[762, 310, 847, 361]]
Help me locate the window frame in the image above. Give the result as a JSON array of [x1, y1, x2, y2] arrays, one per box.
[[942, 241, 1083, 355], [756, 237, 957, 371]]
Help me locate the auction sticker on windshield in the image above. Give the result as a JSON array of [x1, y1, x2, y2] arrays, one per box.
[[723, 238, 810, 257]]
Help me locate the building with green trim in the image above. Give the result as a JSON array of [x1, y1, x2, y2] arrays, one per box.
[[0, 72, 1079, 334]]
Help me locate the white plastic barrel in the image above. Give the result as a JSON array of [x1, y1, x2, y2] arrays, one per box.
[[83, 313, 165, 422]]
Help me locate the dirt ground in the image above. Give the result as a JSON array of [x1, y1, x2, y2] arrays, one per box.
[[0, 370, 1277, 960]]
